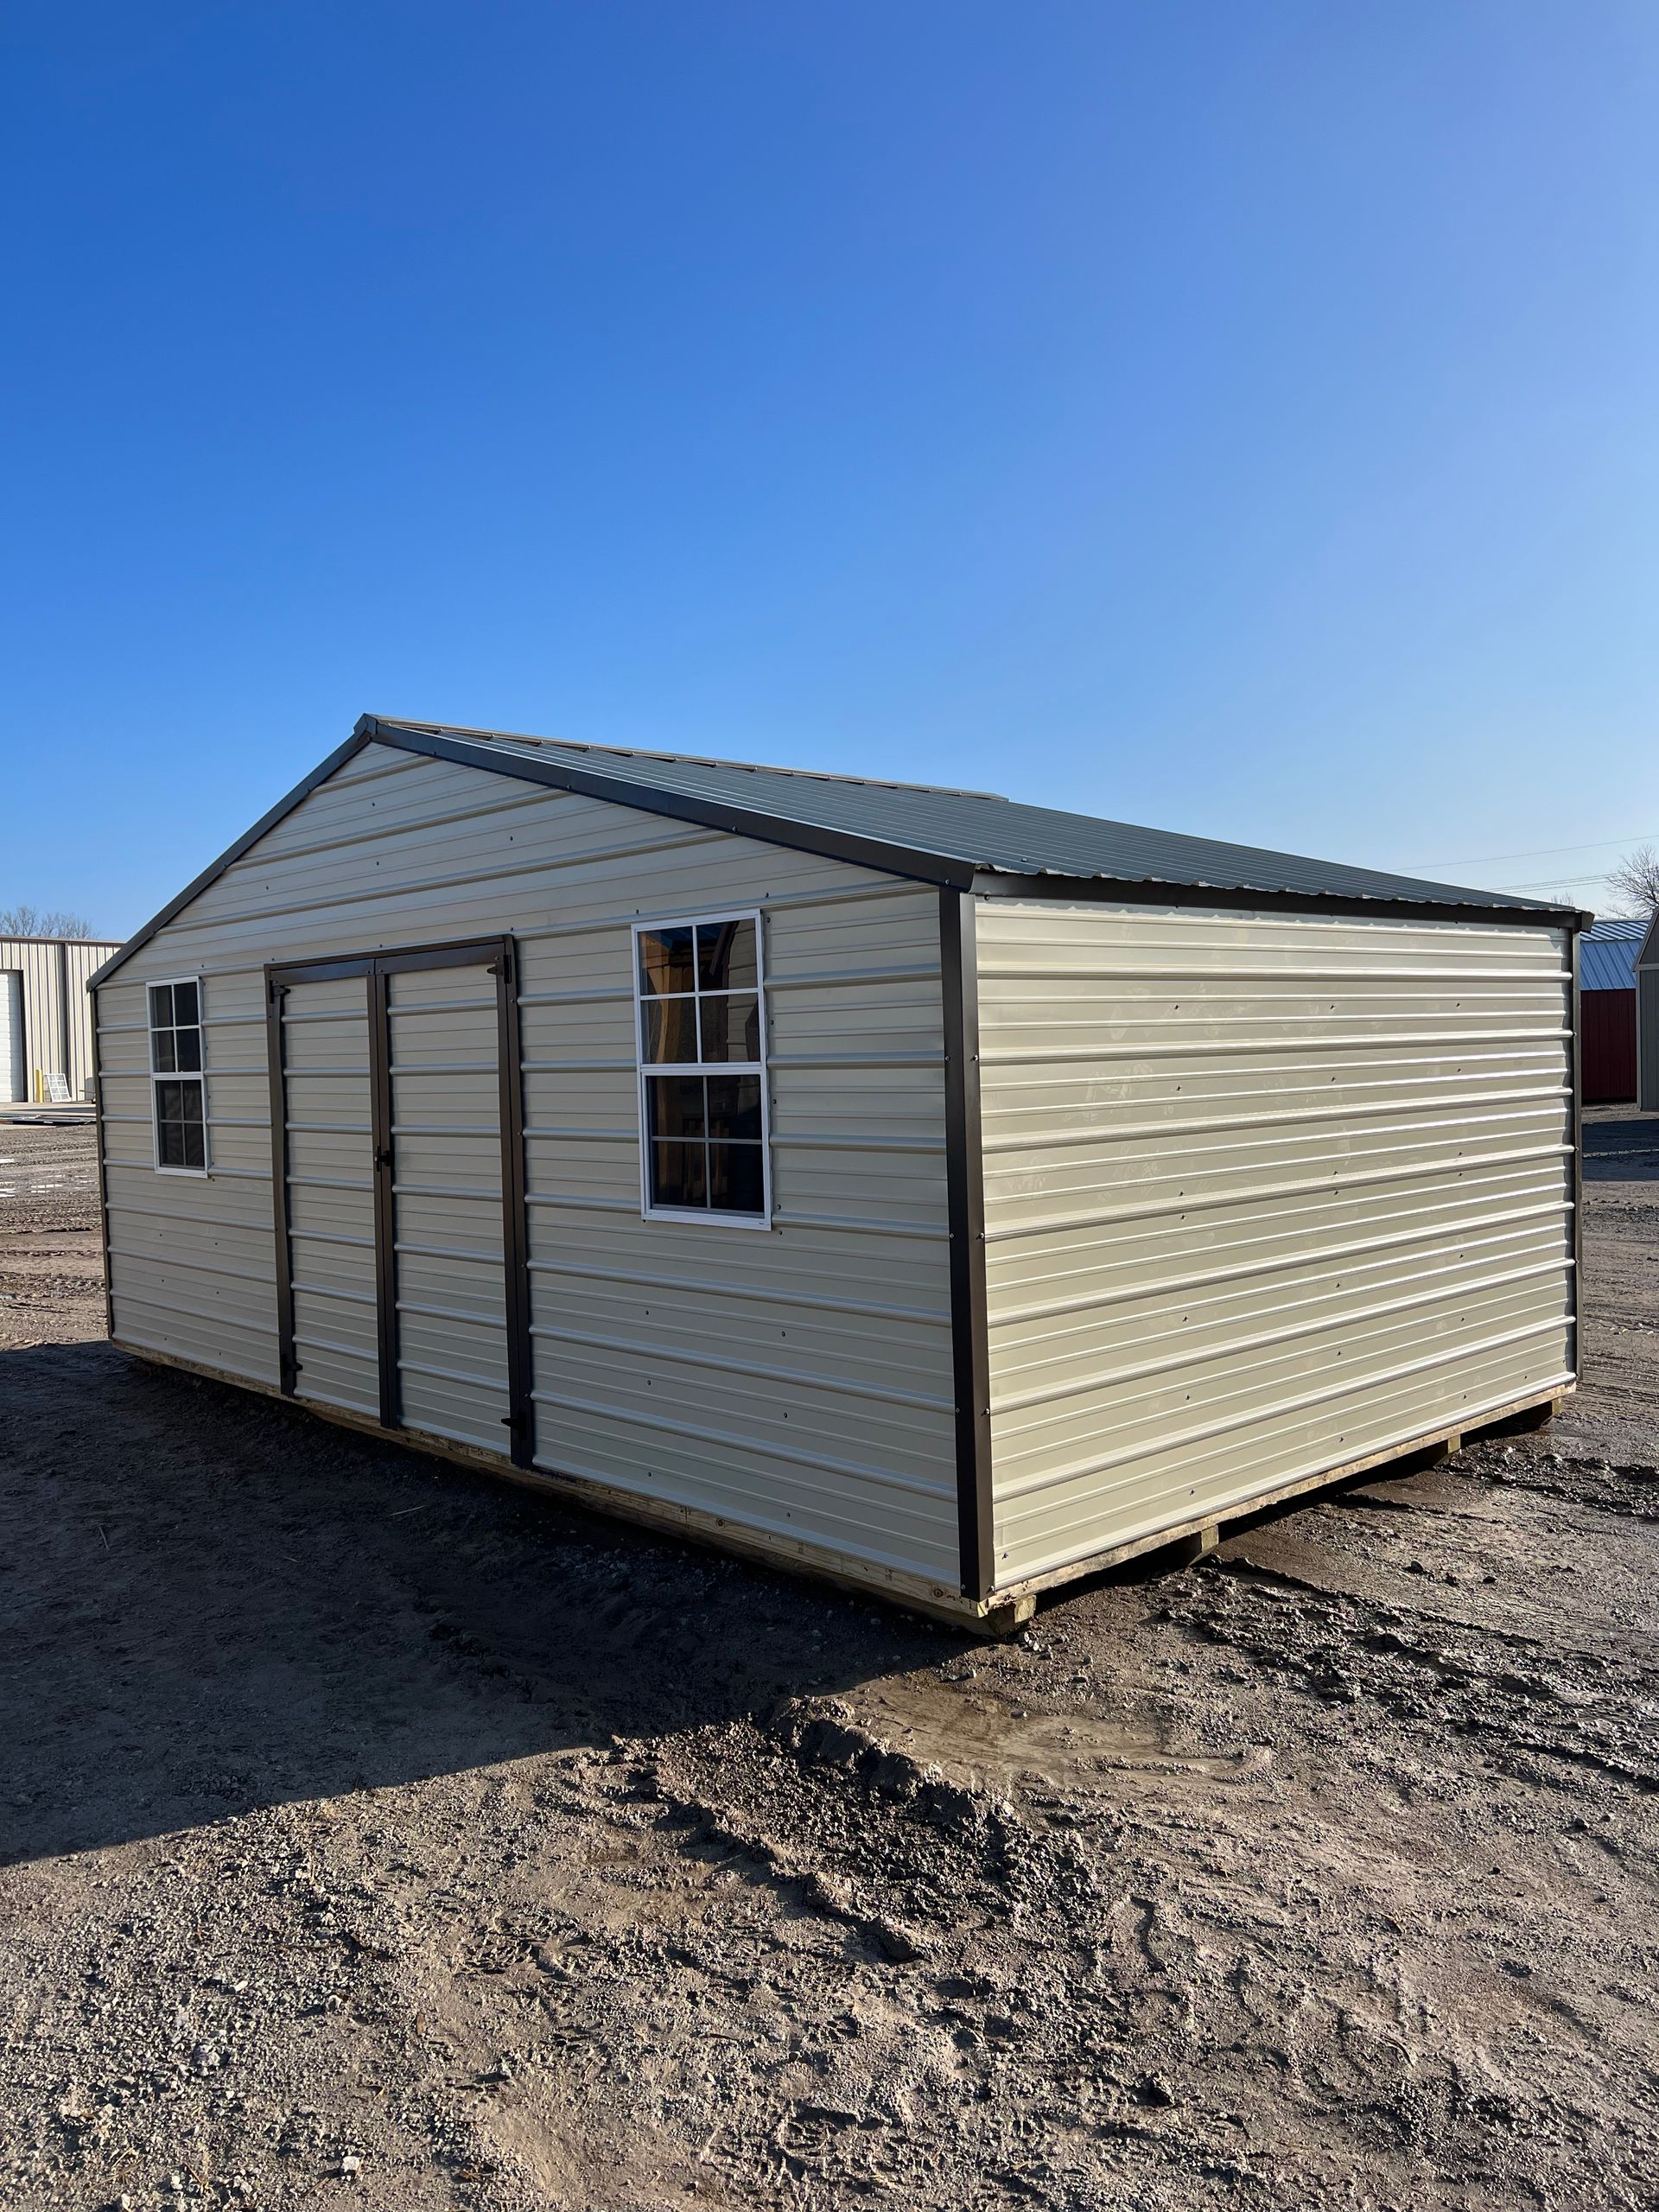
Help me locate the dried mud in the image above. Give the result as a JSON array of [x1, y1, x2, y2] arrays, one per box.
[[1, 1111, 1656, 2211]]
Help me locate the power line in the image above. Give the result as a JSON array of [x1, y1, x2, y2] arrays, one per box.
[[1403, 831, 1657, 871], [1495, 873, 1619, 892]]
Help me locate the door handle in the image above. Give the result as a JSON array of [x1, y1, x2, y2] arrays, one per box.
[[374, 1145, 394, 1170]]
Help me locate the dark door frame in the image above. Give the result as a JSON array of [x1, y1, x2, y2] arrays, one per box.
[[264, 934, 533, 1468]]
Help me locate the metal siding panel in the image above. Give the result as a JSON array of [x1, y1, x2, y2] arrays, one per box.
[[529, 1400, 961, 1584], [280, 982, 379, 1419], [521, 881, 957, 1578], [97, 747, 959, 1591], [991, 1215, 1573, 1406], [386, 966, 509, 1454], [978, 900, 1576, 1586], [109, 1293, 281, 1385], [1001, 1336, 1570, 1581], [103, 1158, 274, 1231], [1640, 969, 1659, 1113], [398, 1249, 509, 1320], [288, 1178, 374, 1238], [109, 1209, 274, 1276], [394, 1189, 505, 1255], [529, 1276, 952, 1405], [108, 1248, 282, 1338], [397, 1307, 509, 1380], [289, 1234, 378, 1303]]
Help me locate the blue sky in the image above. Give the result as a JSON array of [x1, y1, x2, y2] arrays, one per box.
[[3, 2, 1656, 937]]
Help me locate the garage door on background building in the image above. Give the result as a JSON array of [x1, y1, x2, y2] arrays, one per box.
[[0, 972, 23, 1102]]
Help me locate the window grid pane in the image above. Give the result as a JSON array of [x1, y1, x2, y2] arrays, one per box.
[[638, 921, 766, 1217], [149, 982, 206, 1170]]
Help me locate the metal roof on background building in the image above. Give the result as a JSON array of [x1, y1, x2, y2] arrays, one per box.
[[89, 713, 1589, 987], [1580, 917, 1649, 993]]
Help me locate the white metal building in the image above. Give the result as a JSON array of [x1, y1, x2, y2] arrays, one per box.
[[88, 716, 1586, 1629], [1, 935, 124, 1107]]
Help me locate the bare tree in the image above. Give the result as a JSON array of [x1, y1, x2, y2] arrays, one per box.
[[0, 904, 95, 939], [1605, 845, 1659, 919]]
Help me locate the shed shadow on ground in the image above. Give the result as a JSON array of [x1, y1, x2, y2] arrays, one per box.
[[1580, 1112, 1659, 1180], [0, 1339, 971, 1866]]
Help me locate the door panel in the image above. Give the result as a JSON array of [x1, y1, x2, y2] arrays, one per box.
[[270, 941, 530, 1461], [386, 963, 514, 1453], [280, 976, 379, 1418]]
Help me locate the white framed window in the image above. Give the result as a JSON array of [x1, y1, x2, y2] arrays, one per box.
[[148, 976, 208, 1174], [632, 911, 771, 1227]]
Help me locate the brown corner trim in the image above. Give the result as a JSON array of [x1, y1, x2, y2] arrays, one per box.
[[264, 972, 297, 1395], [493, 939, 535, 1470], [939, 887, 995, 1601], [367, 966, 398, 1431], [1568, 929, 1584, 1382], [90, 997, 116, 1340]]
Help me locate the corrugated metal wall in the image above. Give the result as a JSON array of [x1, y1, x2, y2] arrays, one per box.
[[0, 938, 121, 1102], [94, 743, 960, 1592], [280, 974, 380, 1419], [1581, 989, 1637, 1103], [1640, 964, 1659, 1113], [975, 899, 1576, 1589], [387, 960, 512, 1453]]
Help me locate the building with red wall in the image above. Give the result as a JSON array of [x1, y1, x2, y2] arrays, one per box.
[[1580, 918, 1645, 1103]]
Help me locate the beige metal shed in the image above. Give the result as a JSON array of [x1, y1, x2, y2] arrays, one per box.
[[89, 716, 1586, 1629], [2, 935, 124, 1107]]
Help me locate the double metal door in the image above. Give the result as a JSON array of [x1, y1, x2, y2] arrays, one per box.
[[265, 938, 531, 1465]]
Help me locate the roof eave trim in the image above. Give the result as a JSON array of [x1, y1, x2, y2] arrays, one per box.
[[968, 868, 1591, 931]]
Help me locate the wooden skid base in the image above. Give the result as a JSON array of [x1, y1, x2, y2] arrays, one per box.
[[995, 1382, 1571, 1605], [112, 1343, 1034, 1637], [114, 1341, 1567, 1638]]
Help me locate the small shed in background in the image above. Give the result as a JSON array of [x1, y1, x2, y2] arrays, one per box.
[[0, 935, 124, 1110], [1639, 912, 1659, 1112], [1579, 918, 1645, 1104]]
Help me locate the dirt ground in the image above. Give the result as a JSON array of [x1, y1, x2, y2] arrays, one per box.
[[1, 1110, 1656, 2212]]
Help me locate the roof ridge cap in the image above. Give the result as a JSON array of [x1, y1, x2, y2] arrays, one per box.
[[365, 715, 1008, 802]]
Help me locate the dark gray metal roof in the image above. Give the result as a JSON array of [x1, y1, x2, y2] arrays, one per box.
[[375, 715, 1582, 920], [89, 712, 1586, 988]]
